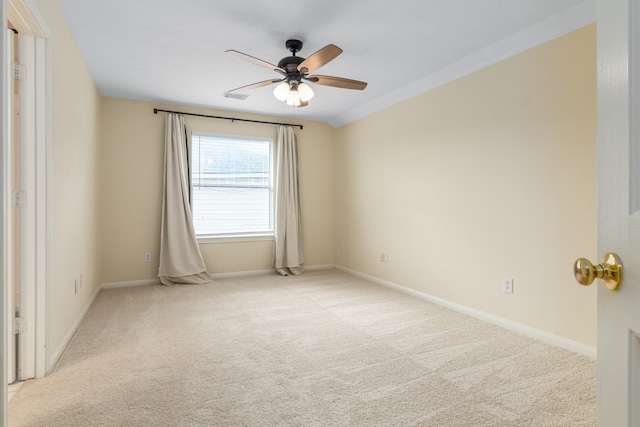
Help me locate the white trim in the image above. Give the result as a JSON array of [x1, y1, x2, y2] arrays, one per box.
[[330, 1, 596, 127], [304, 264, 335, 271], [21, 0, 49, 36], [100, 265, 336, 288], [211, 264, 335, 279], [101, 270, 280, 286], [335, 265, 597, 359], [34, 33, 47, 378], [197, 234, 274, 244], [5, 27, 16, 386], [3, 0, 51, 380], [17, 32, 37, 381], [43, 27, 52, 378], [100, 278, 160, 289], [211, 268, 275, 279], [190, 132, 275, 239], [46, 284, 100, 373], [1, 2, 9, 423], [8, 0, 45, 36], [7, 380, 23, 402]]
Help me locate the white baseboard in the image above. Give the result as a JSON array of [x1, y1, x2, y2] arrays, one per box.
[[101, 272, 274, 285], [100, 265, 336, 287], [211, 264, 335, 279], [211, 268, 275, 279], [305, 264, 335, 271], [335, 265, 597, 359], [47, 284, 101, 373], [101, 278, 161, 289]]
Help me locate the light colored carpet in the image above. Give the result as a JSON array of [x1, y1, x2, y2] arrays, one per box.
[[8, 269, 595, 426]]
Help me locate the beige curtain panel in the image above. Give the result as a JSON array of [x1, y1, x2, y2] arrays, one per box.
[[273, 126, 305, 276], [158, 114, 212, 285]]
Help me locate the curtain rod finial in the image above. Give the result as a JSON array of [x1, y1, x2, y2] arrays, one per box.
[[154, 109, 158, 114]]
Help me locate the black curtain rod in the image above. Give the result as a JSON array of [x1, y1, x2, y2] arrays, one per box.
[[153, 108, 303, 130]]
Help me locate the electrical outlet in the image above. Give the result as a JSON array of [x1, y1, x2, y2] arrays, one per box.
[[380, 252, 389, 263], [340, 243, 345, 253], [145, 252, 152, 263], [503, 277, 514, 294]]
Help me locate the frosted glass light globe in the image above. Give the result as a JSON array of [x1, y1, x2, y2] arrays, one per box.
[[286, 89, 301, 107], [273, 82, 290, 101], [297, 83, 314, 102]]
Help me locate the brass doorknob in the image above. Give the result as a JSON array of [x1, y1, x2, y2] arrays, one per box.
[[574, 253, 622, 291]]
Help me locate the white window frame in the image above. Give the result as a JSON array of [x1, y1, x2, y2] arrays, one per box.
[[190, 132, 275, 243]]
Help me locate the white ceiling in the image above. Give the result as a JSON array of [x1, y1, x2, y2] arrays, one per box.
[[56, 0, 595, 128]]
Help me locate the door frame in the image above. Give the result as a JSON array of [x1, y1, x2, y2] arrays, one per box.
[[1, 0, 9, 422], [2, 0, 49, 415], [5, 26, 15, 388], [3, 0, 50, 419], [7, 0, 50, 383], [1, 2, 9, 425]]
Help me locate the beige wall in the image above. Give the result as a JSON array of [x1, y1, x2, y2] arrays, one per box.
[[32, 0, 103, 361], [99, 99, 335, 283], [334, 25, 597, 345]]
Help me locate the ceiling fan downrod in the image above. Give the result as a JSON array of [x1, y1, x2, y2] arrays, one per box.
[[285, 39, 303, 56], [278, 40, 306, 72]]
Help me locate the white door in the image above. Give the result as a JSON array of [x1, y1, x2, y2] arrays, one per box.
[[597, 0, 640, 425]]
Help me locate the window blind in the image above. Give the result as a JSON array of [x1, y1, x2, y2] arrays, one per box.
[[191, 134, 273, 237]]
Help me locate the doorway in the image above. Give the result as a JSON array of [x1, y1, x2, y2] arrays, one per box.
[[5, 23, 20, 386], [5, 0, 49, 389]]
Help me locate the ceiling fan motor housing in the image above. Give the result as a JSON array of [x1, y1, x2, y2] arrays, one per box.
[[285, 39, 303, 54], [279, 39, 306, 78], [278, 56, 305, 74]]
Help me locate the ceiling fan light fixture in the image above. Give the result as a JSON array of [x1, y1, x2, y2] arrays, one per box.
[[273, 82, 290, 101], [286, 88, 301, 107], [298, 82, 314, 102], [228, 39, 367, 109]]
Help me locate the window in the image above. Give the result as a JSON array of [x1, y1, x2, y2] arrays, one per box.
[[191, 133, 273, 239]]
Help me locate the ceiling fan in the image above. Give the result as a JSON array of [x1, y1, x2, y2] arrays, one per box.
[[225, 39, 367, 108]]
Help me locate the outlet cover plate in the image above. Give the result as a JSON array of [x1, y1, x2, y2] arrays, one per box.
[[503, 277, 514, 293]]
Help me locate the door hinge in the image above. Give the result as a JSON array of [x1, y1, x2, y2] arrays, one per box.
[[12, 61, 26, 81], [13, 317, 27, 335], [13, 190, 27, 207]]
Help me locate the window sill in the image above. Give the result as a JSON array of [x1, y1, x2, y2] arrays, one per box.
[[197, 234, 274, 244]]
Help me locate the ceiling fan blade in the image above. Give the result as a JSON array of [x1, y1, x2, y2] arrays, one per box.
[[226, 50, 286, 75], [306, 75, 368, 90], [297, 44, 343, 74], [227, 78, 284, 93]]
